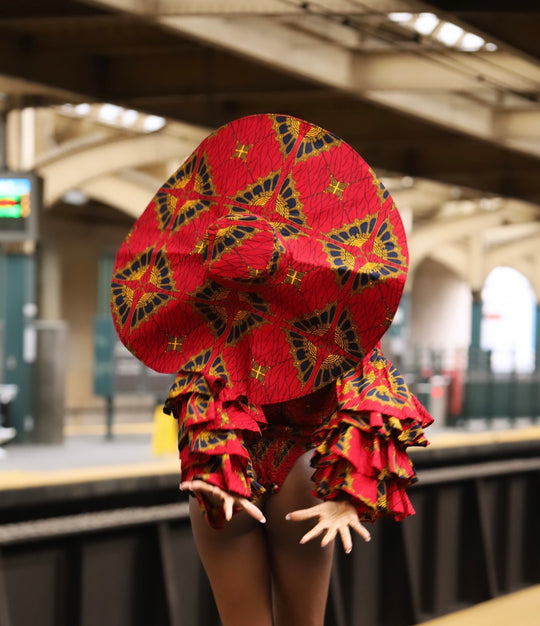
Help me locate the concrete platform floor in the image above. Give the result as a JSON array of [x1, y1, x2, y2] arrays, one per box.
[[418, 585, 540, 626]]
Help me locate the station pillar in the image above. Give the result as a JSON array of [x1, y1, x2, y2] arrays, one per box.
[[384, 290, 409, 369], [470, 289, 482, 351], [468, 288, 489, 372], [535, 303, 540, 373], [1, 250, 37, 441]]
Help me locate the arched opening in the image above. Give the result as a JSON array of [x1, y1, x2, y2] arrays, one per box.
[[481, 266, 535, 373], [408, 257, 472, 366]]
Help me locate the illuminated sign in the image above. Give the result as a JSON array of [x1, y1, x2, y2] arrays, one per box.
[[0, 172, 40, 242], [0, 178, 31, 218]]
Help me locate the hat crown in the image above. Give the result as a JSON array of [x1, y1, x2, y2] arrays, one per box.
[[206, 213, 283, 288]]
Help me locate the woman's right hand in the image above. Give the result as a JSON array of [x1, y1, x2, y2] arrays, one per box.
[[180, 479, 266, 524]]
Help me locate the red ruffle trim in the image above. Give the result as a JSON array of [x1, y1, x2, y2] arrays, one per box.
[[165, 371, 267, 527], [310, 349, 434, 522], [166, 346, 434, 527]]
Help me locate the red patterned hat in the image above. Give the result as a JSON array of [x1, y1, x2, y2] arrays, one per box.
[[111, 113, 408, 404]]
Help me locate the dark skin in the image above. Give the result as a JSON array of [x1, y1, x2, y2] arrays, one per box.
[[181, 451, 371, 626]]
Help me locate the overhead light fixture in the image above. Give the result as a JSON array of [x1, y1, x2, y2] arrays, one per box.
[[58, 103, 167, 133], [121, 109, 139, 127], [413, 13, 439, 36], [387, 11, 497, 52], [98, 103, 123, 124], [436, 22, 464, 46], [74, 103, 91, 116], [388, 12, 413, 24], [459, 32, 485, 51], [143, 115, 166, 132]]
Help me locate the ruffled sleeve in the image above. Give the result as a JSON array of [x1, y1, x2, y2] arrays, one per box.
[[164, 370, 267, 527], [310, 346, 434, 522]]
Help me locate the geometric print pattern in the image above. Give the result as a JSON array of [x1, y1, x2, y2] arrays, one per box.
[[111, 113, 409, 405], [320, 215, 407, 292], [110, 246, 176, 333]]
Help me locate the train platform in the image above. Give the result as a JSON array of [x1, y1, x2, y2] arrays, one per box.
[[0, 412, 540, 493], [418, 584, 540, 626], [0, 411, 181, 516], [0, 412, 539, 626]]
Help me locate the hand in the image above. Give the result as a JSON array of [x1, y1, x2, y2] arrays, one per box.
[[180, 479, 266, 524], [286, 500, 371, 553]]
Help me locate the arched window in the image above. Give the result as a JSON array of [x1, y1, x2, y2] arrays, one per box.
[[481, 267, 535, 373]]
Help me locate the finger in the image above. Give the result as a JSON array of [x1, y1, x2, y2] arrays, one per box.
[[338, 525, 353, 554], [299, 522, 326, 545], [180, 480, 219, 495], [179, 480, 207, 497], [320, 526, 338, 548], [224, 495, 233, 521], [286, 504, 322, 522], [238, 498, 266, 523], [350, 517, 371, 543]]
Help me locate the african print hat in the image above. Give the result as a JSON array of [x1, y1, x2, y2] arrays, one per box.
[[111, 113, 408, 404]]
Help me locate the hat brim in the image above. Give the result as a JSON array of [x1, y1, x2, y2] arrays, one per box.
[[111, 113, 408, 404]]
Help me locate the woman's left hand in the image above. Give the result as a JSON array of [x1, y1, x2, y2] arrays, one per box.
[[286, 500, 371, 553]]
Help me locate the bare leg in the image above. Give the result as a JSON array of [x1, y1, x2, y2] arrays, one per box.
[[188, 497, 273, 626], [264, 451, 335, 626]]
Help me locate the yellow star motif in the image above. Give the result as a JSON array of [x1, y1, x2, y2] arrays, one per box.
[[250, 362, 269, 383], [284, 268, 304, 288], [233, 142, 251, 160], [325, 176, 348, 198], [166, 336, 184, 351]]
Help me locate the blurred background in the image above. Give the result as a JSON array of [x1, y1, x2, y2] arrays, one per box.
[[0, 2, 539, 625]]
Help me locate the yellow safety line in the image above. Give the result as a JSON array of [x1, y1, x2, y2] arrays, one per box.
[[61, 423, 540, 446], [427, 426, 540, 448], [63, 422, 154, 436], [0, 458, 180, 491]]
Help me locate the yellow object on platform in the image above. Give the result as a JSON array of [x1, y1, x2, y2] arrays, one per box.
[[418, 585, 540, 626], [151, 405, 178, 456]]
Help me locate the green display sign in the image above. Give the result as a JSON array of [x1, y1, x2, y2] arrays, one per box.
[[0, 178, 30, 218], [0, 172, 40, 242]]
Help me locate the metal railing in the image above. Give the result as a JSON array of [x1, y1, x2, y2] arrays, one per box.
[[400, 347, 540, 425]]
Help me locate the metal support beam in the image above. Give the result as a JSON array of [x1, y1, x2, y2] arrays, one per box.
[[495, 109, 540, 140], [157, 522, 183, 626], [79, 0, 409, 16], [475, 479, 500, 598], [38, 133, 204, 208], [0, 552, 12, 626], [74, 0, 540, 158], [409, 209, 505, 271]]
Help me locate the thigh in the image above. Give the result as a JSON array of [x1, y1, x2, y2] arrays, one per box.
[[189, 497, 273, 626], [264, 451, 335, 626]]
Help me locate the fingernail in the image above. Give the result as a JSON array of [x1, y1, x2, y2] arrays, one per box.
[[285, 514, 291, 520], [366, 536, 371, 542], [346, 548, 352, 554], [260, 516, 266, 524]]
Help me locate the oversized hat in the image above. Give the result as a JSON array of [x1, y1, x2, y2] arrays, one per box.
[[111, 113, 408, 405]]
